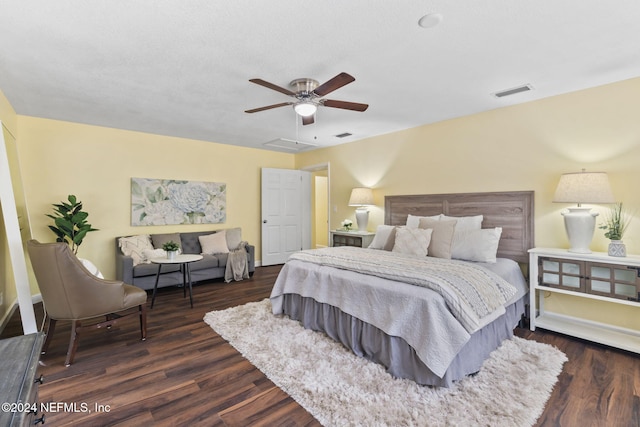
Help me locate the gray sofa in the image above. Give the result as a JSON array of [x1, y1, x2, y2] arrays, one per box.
[[115, 230, 255, 290]]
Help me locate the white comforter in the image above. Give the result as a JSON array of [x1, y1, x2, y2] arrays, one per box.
[[270, 248, 526, 378]]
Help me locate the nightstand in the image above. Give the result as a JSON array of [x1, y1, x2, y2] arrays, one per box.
[[529, 247, 640, 353], [331, 230, 376, 248]]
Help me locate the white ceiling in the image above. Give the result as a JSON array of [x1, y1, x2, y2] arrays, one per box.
[[1, 1, 639, 153]]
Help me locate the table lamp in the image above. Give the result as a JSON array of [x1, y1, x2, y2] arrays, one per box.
[[348, 187, 374, 232], [552, 170, 614, 253]]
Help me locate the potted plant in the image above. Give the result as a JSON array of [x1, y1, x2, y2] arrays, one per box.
[[162, 240, 180, 259], [599, 203, 631, 257], [46, 195, 98, 254], [341, 219, 353, 231]]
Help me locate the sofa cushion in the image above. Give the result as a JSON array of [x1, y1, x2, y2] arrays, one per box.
[[179, 231, 216, 254], [151, 233, 182, 252], [189, 254, 220, 271], [133, 262, 180, 277]]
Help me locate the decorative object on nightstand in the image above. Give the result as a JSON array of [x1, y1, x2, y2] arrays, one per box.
[[552, 170, 615, 253], [599, 202, 631, 257], [348, 187, 374, 232], [341, 219, 353, 231]]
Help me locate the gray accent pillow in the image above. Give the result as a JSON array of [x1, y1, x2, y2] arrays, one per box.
[[418, 218, 457, 259], [151, 233, 181, 251]]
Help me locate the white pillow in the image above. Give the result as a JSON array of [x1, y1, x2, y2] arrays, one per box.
[[78, 258, 104, 279], [392, 227, 433, 257], [199, 231, 230, 255], [451, 227, 502, 263], [368, 225, 396, 250], [405, 214, 441, 229], [142, 248, 167, 262], [225, 227, 242, 251], [441, 215, 484, 259], [418, 217, 456, 259], [119, 235, 154, 266], [441, 214, 483, 231]]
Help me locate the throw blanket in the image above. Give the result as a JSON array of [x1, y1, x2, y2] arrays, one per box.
[[225, 241, 249, 283], [289, 247, 516, 333]]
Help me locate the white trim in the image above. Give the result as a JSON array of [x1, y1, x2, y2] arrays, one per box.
[[0, 121, 37, 334]]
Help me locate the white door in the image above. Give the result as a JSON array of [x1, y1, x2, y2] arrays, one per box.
[[261, 168, 311, 266]]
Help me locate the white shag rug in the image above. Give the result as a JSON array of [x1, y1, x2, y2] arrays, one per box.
[[204, 299, 566, 427]]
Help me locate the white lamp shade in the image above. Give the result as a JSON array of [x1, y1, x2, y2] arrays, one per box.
[[348, 187, 374, 206], [553, 171, 614, 205], [293, 102, 317, 117], [553, 171, 615, 253]]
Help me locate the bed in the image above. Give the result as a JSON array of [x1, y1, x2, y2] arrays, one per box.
[[270, 191, 534, 387]]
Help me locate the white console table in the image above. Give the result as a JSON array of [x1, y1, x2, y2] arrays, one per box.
[[529, 247, 640, 353]]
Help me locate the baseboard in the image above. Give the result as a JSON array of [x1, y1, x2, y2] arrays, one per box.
[[0, 301, 18, 334], [0, 293, 42, 336]]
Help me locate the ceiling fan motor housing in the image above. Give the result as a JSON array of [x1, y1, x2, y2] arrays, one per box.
[[289, 78, 319, 97]]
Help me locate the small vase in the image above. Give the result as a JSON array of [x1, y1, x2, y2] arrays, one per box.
[[608, 240, 626, 257], [167, 250, 177, 260]]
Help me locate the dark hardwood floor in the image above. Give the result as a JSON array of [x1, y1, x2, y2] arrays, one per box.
[[2, 265, 639, 426]]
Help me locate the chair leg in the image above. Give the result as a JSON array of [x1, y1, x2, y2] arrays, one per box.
[[139, 304, 147, 341], [65, 320, 81, 367], [41, 317, 57, 355]]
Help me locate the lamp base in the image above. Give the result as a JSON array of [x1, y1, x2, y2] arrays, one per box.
[[562, 207, 598, 254], [355, 208, 369, 232]]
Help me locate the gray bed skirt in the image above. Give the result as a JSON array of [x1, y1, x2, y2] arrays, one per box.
[[280, 294, 527, 387]]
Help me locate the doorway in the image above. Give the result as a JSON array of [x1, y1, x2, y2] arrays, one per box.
[[302, 163, 330, 249]]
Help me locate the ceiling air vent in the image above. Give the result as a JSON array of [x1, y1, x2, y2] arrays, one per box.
[[493, 84, 533, 98], [262, 138, 316, 152], [335, 132, 353, 138]]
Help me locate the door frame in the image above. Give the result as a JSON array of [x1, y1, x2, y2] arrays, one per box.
[[301, 162, 330, 249]]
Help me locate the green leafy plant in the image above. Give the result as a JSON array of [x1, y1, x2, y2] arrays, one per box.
[[46, 195, 98, 254], [599, 203, 631, 241], [162, 240, 180, 252]]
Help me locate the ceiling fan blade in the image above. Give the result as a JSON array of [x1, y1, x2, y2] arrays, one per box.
[[248, 78, 296, 96], [302, 115, 315, 126], [322, 99, 369, 112], [244, 102, 292, 113], [312, 72, 355, 97]]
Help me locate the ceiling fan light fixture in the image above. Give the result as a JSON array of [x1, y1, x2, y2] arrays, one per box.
[[294, 102, 317, 117]]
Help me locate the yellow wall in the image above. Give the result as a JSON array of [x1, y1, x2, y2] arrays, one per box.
[[5, 76, 640, 331], [16, 116, 295, 280], [296, 77, 640, 329]]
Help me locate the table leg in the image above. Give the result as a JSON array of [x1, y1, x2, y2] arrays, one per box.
[[186, 263, 194, 308], [182, 264, 187, 298], [151, 264, 163, 309]]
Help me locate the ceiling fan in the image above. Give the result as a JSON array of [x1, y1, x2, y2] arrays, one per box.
[[244, 72, 368, 125]]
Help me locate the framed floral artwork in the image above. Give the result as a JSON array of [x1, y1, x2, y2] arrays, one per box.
[[131, 178, 226, 226]]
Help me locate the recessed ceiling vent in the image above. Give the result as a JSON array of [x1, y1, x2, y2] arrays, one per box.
[[263, 138, 316, 152], [335, 132, 353, 138], [493, 84, 533, 98]]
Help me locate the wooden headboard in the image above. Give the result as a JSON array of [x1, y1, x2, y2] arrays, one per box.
[[384, 191, 534, 264]]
